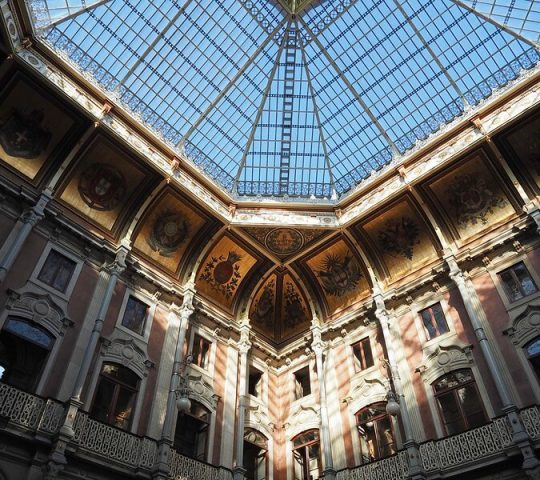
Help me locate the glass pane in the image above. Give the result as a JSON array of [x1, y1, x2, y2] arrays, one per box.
[[514, 263, 538, 296], [421, 309, 437, 340], [121, 296, 148, 335], [91, 377, 115, 423], [362, 339, 374, 369], [459, 385, 487, 429], [113, 386, 136, 429], [527, 338, 540, 357], [4, 318, 54, 349], [432, 304, 449, 336], [293, 449, 306, 480], [500, 271, 524, 302], [38, 250, 76, 292], [308, 443, 320, 479], [437, 392, 466, 435]]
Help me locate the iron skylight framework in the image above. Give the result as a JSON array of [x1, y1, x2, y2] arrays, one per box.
[[27, 0, 540, 199]]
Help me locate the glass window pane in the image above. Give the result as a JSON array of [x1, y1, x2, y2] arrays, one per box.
[[459, 385, 487, 428], [91, 377, 115, 423], [113, 386, 136, 429], [437, 391, 466, 435], [432, 304, 449, 336], [527, 338, 540, 357], [499, 270, 524, 302], [421, 309, 437, 340], [514, 263, 538, 296], [121, 296, 149, 335], [38, 250, 76, 293]]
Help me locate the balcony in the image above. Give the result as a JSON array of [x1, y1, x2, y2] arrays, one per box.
[[0, 382, 538, 479]]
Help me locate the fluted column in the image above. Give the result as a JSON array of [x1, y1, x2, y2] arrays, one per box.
[[373, 291, 426, 480], [233, 321, 251, 480], [311, 318, 336, 480], [45, 247, 129, 478], [153, 285, 195, 479], [0, 191, 51, 282], [445, 254, 540, 475]]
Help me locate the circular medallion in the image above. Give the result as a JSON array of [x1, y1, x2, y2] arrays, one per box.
[[148, 212, 188, 256], [78, 163, 126, 211], [265, 228, 304, 256]]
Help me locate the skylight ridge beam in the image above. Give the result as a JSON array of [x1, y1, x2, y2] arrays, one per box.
[[114, 0, 195, 89], [392, 0, 470, 108], [34, 0, 111, 31], [178, 16, 289, 146], [234, 20, 291, 191], [297, 21, 336, 195], [450, 0, 540, 49], [297, 17, 400, 157]]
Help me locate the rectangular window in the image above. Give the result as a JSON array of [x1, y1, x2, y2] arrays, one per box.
[[293, 366, 311, 400], [498, 262, 538, 303], [420, 303, 449, 340], [121, 296, 149, 336], [248, 367, 263, 398], [352, 338, 374, 371], [191, 334, 211, 370], [37, 250, 76, 293]]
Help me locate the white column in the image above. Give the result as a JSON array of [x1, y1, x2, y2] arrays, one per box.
[[153, 285, 195, 480], [446, 255, 540, 475], [233, 321, 251, 480], [373, 291, 426, 480], [311, 319, 336, 480], [0, 191, 51, 282]]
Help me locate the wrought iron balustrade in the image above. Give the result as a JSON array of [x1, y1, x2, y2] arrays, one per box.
[[71, 412, 157, 470], [336, 451, 409, 480], [0, 382, 64, 434], [521, 405, 540, 440], [170, 448, 233, 480]]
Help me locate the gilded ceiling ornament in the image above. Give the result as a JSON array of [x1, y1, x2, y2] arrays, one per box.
[[199, 251, 242, 299], [283, 281, 307, 328], [78, 163, 127, 211], [0, 109, 51, 159], [265, 228, 304, 256], [147, 211, 188, 257], [252, 279, 275, 328], [317, 253, 362, 297], [445, 173, 507, 226], [377, 216, 420, 260]]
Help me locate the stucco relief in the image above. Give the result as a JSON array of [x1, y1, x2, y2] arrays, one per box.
[[245, 403, 275, 437], [284, 404, 320, 440], [5, 289, 72, 337], [416, 342, 473, 385], [344, 374, 388, 415], [504, 302, 540, 347], [187, 373, 220, 411], [99, 337, 154, 378]]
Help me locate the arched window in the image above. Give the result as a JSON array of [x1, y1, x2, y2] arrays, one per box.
[[244, 428, 268, 480], [292, 429, 321, 480], [356, 402, 396, 463], [525, 337, 540, 382], [0, 316, 54, 392], [433, 369, 488, 435], [173, 400, 210, 461], [90, 363, 139, 430]]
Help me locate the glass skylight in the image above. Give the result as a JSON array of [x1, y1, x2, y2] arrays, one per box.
[[28, 0, 540, 199]]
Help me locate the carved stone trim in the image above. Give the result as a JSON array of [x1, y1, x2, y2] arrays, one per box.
[[245, 404, 274, 437], [284, 404, 320, 440], [99, 337, 153, 378], [504, 303, 540, 348], [416, 342, 473, 385], [5, 289, 72, 337], [187, 373, 220, 411], [344, 374, 388, 415]]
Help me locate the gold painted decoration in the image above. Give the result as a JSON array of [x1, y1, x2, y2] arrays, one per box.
[[78, 163, 127, 211], [305, 239, 369, 316], [59, 136, 147, 231], [0, 78, 75, 180], [250, 275, 276, 338], [281, 273, 309, 333], [133, 190, 207, 274], [242, 226, 327, 259], [196, 235, 257, 309], [427, 155, 515, 240], [360, 200, 439, 279]]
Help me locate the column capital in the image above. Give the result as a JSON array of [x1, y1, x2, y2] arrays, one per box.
[[238, 321, 252, 354], [105, 247, 129, 276]]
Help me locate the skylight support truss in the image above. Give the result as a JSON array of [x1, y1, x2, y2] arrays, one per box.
[[179, 16, 288, 145], [115, 0, 195, 89], [234, 22, 290, 190], [298, 22, 336, 194], [30, 0, 111, 31], [393, 0, 470, 109], [297, 16, 400, 158], [451, 0, 540, 49]]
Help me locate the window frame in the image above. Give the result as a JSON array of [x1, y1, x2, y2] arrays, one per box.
[[115, 289, 155, 341], [173, 400, 211, 461], [291, 429, 321, 480], [355, 402, 397, 463], [30, 243, 83, 300], [432, 369, 488, 436], [497, 261, 539, 304], [352, 337, 375, 372], [419, 303, 450, 341], [186, 328, 215, 377], [89, 362, 140, 431]]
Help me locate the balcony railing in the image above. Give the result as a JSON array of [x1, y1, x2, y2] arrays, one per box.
[[0, 382, 538, 480]]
